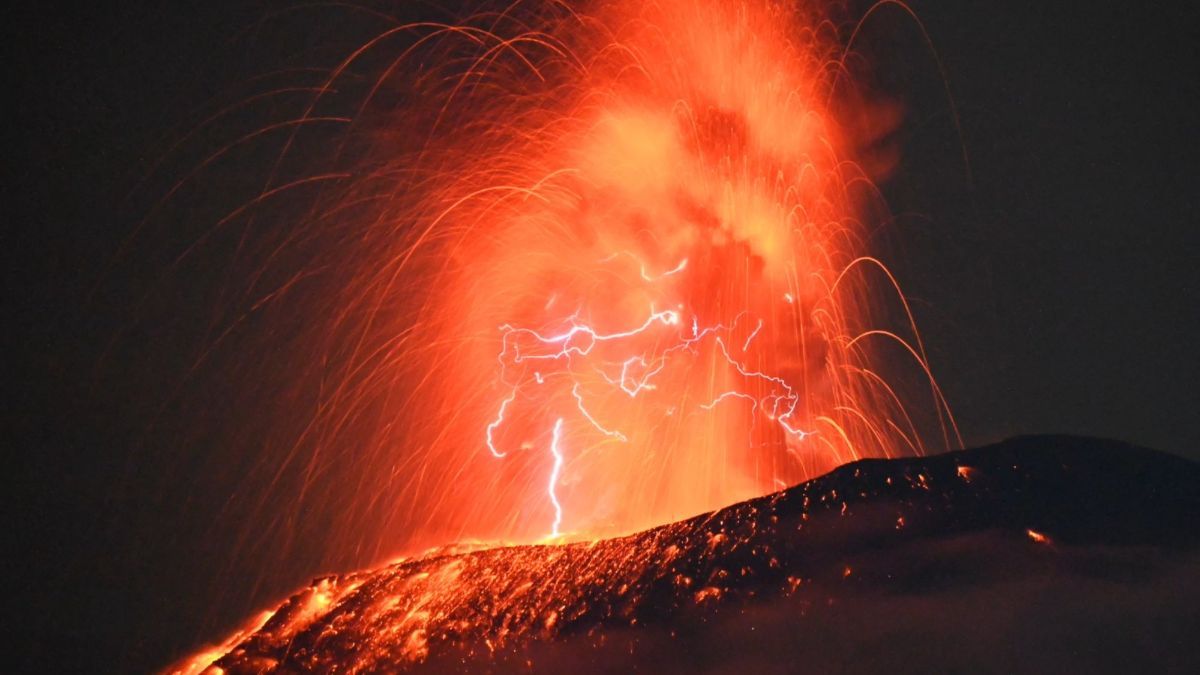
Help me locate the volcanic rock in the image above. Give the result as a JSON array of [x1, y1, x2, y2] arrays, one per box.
[[178, 435, 1200, 673]]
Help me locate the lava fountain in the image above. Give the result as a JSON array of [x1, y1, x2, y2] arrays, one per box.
[[162, 0, 960, 616], [342, 0, 959, 543]]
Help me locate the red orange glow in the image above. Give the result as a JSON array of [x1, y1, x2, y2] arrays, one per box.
[[1026, 528, 1051, 544], [164, 0, 960, 593], [311, 0, 962, 545]]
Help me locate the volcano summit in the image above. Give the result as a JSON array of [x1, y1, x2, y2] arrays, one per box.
[[175, 435, 1200, 673]]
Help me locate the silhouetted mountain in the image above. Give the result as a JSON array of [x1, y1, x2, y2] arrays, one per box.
[[177, 435, 1200, 673]]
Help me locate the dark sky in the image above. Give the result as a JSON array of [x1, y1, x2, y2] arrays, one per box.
[[5, 1, 1197, 672]]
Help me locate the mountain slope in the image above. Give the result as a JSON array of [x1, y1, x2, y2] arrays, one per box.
[[178, 435, 1200, 673]]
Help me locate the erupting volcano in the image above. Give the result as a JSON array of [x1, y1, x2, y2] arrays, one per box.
[[136, 0, 1197, 673], [199, 0, 959, 553]]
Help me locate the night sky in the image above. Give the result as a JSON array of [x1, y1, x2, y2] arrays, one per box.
[[6, 1, 1197, 672]]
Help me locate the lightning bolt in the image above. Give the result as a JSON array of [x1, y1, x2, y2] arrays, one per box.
[[548, 418, 565, 537]]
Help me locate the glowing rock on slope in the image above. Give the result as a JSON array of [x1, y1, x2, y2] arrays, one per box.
[[173, 436, 1200, 673]]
